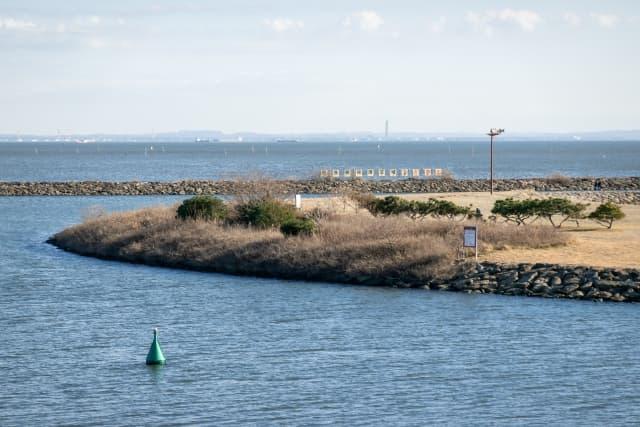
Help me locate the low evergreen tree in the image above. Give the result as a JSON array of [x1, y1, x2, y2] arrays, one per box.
[[588, 202, 625, 229]]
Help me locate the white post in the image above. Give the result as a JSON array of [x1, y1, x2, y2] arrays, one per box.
[[475, 228, 478, 263], [295, 194, 302, 210]]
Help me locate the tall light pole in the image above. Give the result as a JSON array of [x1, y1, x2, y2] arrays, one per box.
[[487, 128, 504, 194]]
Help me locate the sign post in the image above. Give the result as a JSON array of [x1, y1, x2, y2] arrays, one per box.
[[295, 194, 302, 210], [463, 226, 478, 262]]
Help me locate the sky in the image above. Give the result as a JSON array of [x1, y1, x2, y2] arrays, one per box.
[[1, 0, 639, 134]]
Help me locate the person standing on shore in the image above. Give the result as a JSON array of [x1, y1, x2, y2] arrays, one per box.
[[594, 179, 602, 191]]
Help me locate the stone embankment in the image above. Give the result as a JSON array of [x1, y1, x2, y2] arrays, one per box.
[[551, 191, 640, 205], [2, 177, 639, 199], [420, 262, 640, 303]]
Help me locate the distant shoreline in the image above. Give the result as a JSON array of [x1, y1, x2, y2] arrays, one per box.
[[2, 176, 640, 197], [2, 128, 640, 143]]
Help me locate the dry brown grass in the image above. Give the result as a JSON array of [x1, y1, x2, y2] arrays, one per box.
[[229, 173, 295, 202], [380, 190, 640, 268], [49, 204, 568, 286], [546, 172, 572, 186]]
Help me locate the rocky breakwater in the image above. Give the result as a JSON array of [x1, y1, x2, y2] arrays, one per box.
[[427, 262, 640, 303], [552, 190, 640, 205], [1, 176, 639, 197]]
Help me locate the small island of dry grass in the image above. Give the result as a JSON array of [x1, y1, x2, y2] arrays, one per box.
[[48, 203, 567, 287]]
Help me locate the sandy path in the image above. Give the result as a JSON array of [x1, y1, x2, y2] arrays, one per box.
[[301, 191, 640, 269]]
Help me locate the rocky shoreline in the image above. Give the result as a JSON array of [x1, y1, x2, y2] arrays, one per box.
[[3, 176, 640, 199], [429, 262, 640, 303], [48, 232, 639, 303]]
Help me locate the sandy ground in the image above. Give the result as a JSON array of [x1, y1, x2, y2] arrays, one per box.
[[302, 190, 640, 269]]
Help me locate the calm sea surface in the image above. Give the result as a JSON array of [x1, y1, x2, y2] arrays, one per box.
[[1, 140, 639, 181], [1, 195, 640, 425]]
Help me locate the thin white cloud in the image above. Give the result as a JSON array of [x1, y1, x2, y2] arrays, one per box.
[[0, 17, 37, 31], [343, 11, 383, 32], [465, 12, 493, 37], [264, 18, 304, 33], [87, 38, 108, 49], [429, 16, 447, 34], [562, 12, 581, 27], [0, 14, 132, 50], [500, 9, 540, 31], [590, 13, 619, 28], [51, 15, 123, 34], [74, 15, 103, 27], [466, 9, 541, 36], [85, 38, 132, 49]]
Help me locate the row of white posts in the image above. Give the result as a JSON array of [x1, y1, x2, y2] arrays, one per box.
[[320, 168, 443, 178]]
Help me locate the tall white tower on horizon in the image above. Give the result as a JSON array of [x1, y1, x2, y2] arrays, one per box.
[[385, 120, 389, 139]]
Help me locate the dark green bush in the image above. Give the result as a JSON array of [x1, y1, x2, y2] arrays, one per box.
[[360, 195, 408, 216], [375, 196, 412, 216], [492, 198, 538, 225], [535, 198, 587, 228], [176, 196, 228, 221], [588, 202, 625, 229], [407, 199, 470, 220], [280, 217, 316, 237], [429, 199, 471, 220], [235, 198, 296, 228], [361, 196, 470, 221], [407, 200, 437, 220], [492, 197, 588, 227]]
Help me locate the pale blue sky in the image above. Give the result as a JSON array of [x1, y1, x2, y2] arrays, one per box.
[[1, 0, 638, 134]]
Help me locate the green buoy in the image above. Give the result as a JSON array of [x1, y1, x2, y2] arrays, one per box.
[[146, 328, 166, 365]]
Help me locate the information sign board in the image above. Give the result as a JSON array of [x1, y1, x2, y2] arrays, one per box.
[[463, 226, 477, 248]]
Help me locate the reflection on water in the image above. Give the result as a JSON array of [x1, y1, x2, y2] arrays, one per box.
[[146, 364, 165, 384]]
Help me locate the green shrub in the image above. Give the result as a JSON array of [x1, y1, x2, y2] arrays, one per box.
[[534, 198, 588, 228], [429, 199, 471, 220], [362, 196, 470, 221], [375, 196, 412, 216], [407, 200, 437, 220], [235, 198, 296, 228], [280, 218, 316, 237], [176, 195, 228, 221], [588, 202, 625, 229], [492, 197, 588, 227], [492, 198, 536, 225], [361, 195, 411, 217]]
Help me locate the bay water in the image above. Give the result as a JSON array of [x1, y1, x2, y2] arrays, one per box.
[[1, 140, 639, 182], [1, 196, 640, 425]]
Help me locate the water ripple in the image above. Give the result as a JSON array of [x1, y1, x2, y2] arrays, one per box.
[[1, 196, 640, 425]]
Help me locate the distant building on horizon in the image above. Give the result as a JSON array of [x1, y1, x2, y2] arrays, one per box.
[[385, 120, 389, 139]]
